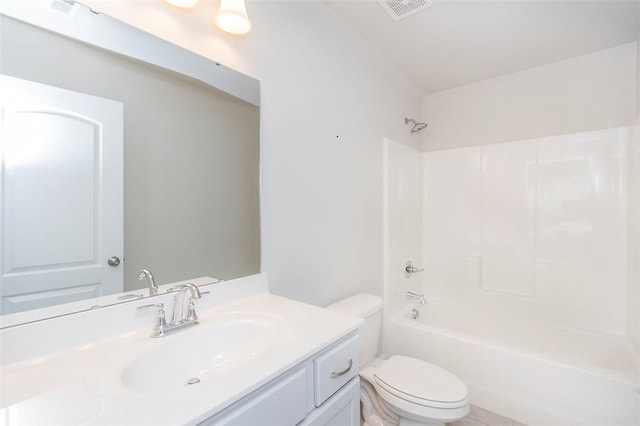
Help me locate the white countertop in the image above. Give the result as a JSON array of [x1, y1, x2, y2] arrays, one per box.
[[0, 274, 362, 425]]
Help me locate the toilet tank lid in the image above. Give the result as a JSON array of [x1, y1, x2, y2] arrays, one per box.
[[326, 293, 382, 318]]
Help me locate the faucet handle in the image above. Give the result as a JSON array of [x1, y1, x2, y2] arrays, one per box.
[[137, 303, 167, 338], [185, 300, 199, 323]]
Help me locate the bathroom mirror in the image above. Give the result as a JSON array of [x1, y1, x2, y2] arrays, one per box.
[[0, 2, 260, 327]]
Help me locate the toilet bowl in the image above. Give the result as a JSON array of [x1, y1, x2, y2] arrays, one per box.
[[326, 294, 469, 426], [361, 356, 469, 426]]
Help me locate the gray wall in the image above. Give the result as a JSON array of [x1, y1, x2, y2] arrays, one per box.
[[1, 17, 260, 289]]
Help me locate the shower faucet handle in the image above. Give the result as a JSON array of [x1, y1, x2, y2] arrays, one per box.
[[404, 260, 424, 278], [137, 303, 167, 337]]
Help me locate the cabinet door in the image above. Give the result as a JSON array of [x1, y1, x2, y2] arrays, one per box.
[[300, 377, 360, 426], [201, 368, 308, 426]]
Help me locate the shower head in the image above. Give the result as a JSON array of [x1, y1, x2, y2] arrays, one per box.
[[404, 117, 427, 134]]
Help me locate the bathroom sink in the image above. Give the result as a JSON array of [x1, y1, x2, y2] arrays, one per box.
[[120, 313, 285, 393]]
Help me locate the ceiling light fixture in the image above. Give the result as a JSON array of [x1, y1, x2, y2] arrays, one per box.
[[215, 0, 252, 35], [163, 0, 198, 8]]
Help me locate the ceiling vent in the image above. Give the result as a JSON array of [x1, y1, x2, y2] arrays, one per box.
[[377, 0, 432, 22]]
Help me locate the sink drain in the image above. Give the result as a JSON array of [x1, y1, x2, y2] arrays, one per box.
[[187, 377, 201, 385]]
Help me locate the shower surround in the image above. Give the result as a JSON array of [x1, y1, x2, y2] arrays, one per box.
[[422, 127, 628, 335], [383, 127, 640, 424]]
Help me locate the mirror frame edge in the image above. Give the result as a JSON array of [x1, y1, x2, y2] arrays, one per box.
[[0, 1, 260, 106]]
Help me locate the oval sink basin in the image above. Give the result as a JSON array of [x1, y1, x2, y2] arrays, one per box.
[[121, 314, 285, 393]]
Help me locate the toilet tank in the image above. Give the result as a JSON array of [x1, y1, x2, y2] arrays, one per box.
[[326, 293, 383, 366]]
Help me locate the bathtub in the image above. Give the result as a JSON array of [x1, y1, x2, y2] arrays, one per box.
[[386, 304, 640, 425]]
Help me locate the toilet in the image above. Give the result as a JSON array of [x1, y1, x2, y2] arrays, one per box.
[[327, 294, 469, 426]]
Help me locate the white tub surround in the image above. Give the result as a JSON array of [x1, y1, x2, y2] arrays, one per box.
[[0, 273, 362, 425], [422, 127, 630, 336], [383, 127, 639, 424], [630, 124, 640, 361], [383, 139, 424, 317]]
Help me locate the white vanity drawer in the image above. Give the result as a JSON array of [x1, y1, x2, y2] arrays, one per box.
[[314, 333, 359, 406]]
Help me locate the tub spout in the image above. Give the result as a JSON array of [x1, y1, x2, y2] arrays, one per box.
[[406, 291, 426, 305]]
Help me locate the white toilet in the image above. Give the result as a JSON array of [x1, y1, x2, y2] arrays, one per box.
[[327, 294, 469, 426]]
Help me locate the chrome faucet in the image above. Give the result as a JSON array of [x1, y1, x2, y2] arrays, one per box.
[[138, 283, 202, 338], [138, 269, 158, 296], [170, 283, 202, 325], [407, 291, 426, 305]]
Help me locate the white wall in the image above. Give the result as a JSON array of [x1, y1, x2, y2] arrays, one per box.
[[420, 43, 637, 151], [422, 128, 629, 335], [80, 0, 423, 306]]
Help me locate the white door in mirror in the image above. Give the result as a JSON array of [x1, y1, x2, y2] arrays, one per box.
[[0, 75, 124, 314]]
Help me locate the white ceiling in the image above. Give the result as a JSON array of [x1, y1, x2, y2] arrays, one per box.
[[324, 1, 639, 95]]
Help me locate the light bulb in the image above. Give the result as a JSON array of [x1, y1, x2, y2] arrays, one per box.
[[163, 0, 197, 9], [215, 0, 251, 35]]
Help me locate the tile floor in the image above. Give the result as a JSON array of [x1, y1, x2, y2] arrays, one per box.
[[447, 405, 527, 426]]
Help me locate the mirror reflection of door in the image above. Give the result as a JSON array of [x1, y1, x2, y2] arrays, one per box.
[[0, 75, 124, 314]]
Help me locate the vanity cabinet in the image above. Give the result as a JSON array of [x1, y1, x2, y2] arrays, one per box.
[[300, 378, 360, 426], [200, 332, 359, 426]]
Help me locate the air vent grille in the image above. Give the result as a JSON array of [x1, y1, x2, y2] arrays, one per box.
[[377, 0, 432, 22]]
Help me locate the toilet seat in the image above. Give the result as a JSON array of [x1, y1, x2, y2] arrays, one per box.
[[373, 381, 469, 424], [373, 356, 468, 410]]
